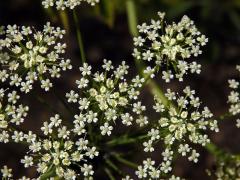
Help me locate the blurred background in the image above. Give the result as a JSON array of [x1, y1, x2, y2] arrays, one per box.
[[0, 0, 240, 179]]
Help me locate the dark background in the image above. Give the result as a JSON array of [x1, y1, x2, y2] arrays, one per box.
[[0, 0, 240, 179]]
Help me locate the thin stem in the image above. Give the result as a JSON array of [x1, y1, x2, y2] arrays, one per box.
[[126, 0, 138, 36], [113, 153, 138, 169], [105, 158, 123, 175], [107, 134, 149, 146], [43, 7, 58, 22], [148, 80, 170, 107], [104, 168, 116, 180], [73, 9, 86, 64], [59, 10, 70, 33], [126, 0, 143, 72]]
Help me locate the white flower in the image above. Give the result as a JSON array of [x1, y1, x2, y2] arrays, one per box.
[[1, 166, 13, 178], [66, 90, 79, 103], [67, 60, 146, 135], [7, 91, 19, 104], [100, 123, 113, 136], [121, 113, 133, 126], [12, 131, 24, 142], [86, 147, 99, 159], [81, 164, 94, 177], [227, 65, 240, 118], [178, 144, 191, 156], [49, 114, 62, 127], [160, 161, 172, 173], [133, 102, 146, 114], [79, 63, 92, 76], [122, 175, 133, 180], [76, 138, 88, 150], [188, 149, 200, 163], [162, 70, 174, 83], [41, 122, 53, 135], [21, 115, 98, 179], [142, 86, 218, 173], [136, 165, 147, 178], [102, 59, 113, 71], [21, 156, 33, 168], [40, 79, 53, 91], [236, 119, 240, 128], [42, 0, 100, 10], [0, 23, 71, 92], [58, 126, 70, 139], [133, 12, 207, 82], [0, 89, 28, 142], [143, 140, 154, 152], [76, 78, 89, 89], [209, 155, 240, 179]]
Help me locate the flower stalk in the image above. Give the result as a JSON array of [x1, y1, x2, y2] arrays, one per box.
[[73, 10, 86, 64]]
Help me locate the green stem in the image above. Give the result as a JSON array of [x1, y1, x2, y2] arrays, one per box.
[[126, 0, 143, 72], [148, 80, 170, 107], [104, 168, 116, 180], [43, 7, 58, 22], [59, 10, 70, 33], [107, 134, 149, 146], [105, 158, 123, 175], [126, 0, 138, 37], [73, 10, 86, 64], [113, 154, 138, 169]]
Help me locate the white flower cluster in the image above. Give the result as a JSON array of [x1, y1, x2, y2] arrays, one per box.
[[133, 12, 207, 82], [140, 86, 218, 174], [18, 114, 99, 179], [42, 0, 100, 10], [209, 155, 240, 180], [135, 158, 182, 180], [0, 89, 28, 143], [66, 60, 147, 136], [0, 23, 72, 93], [228, 65, 240, 119]]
